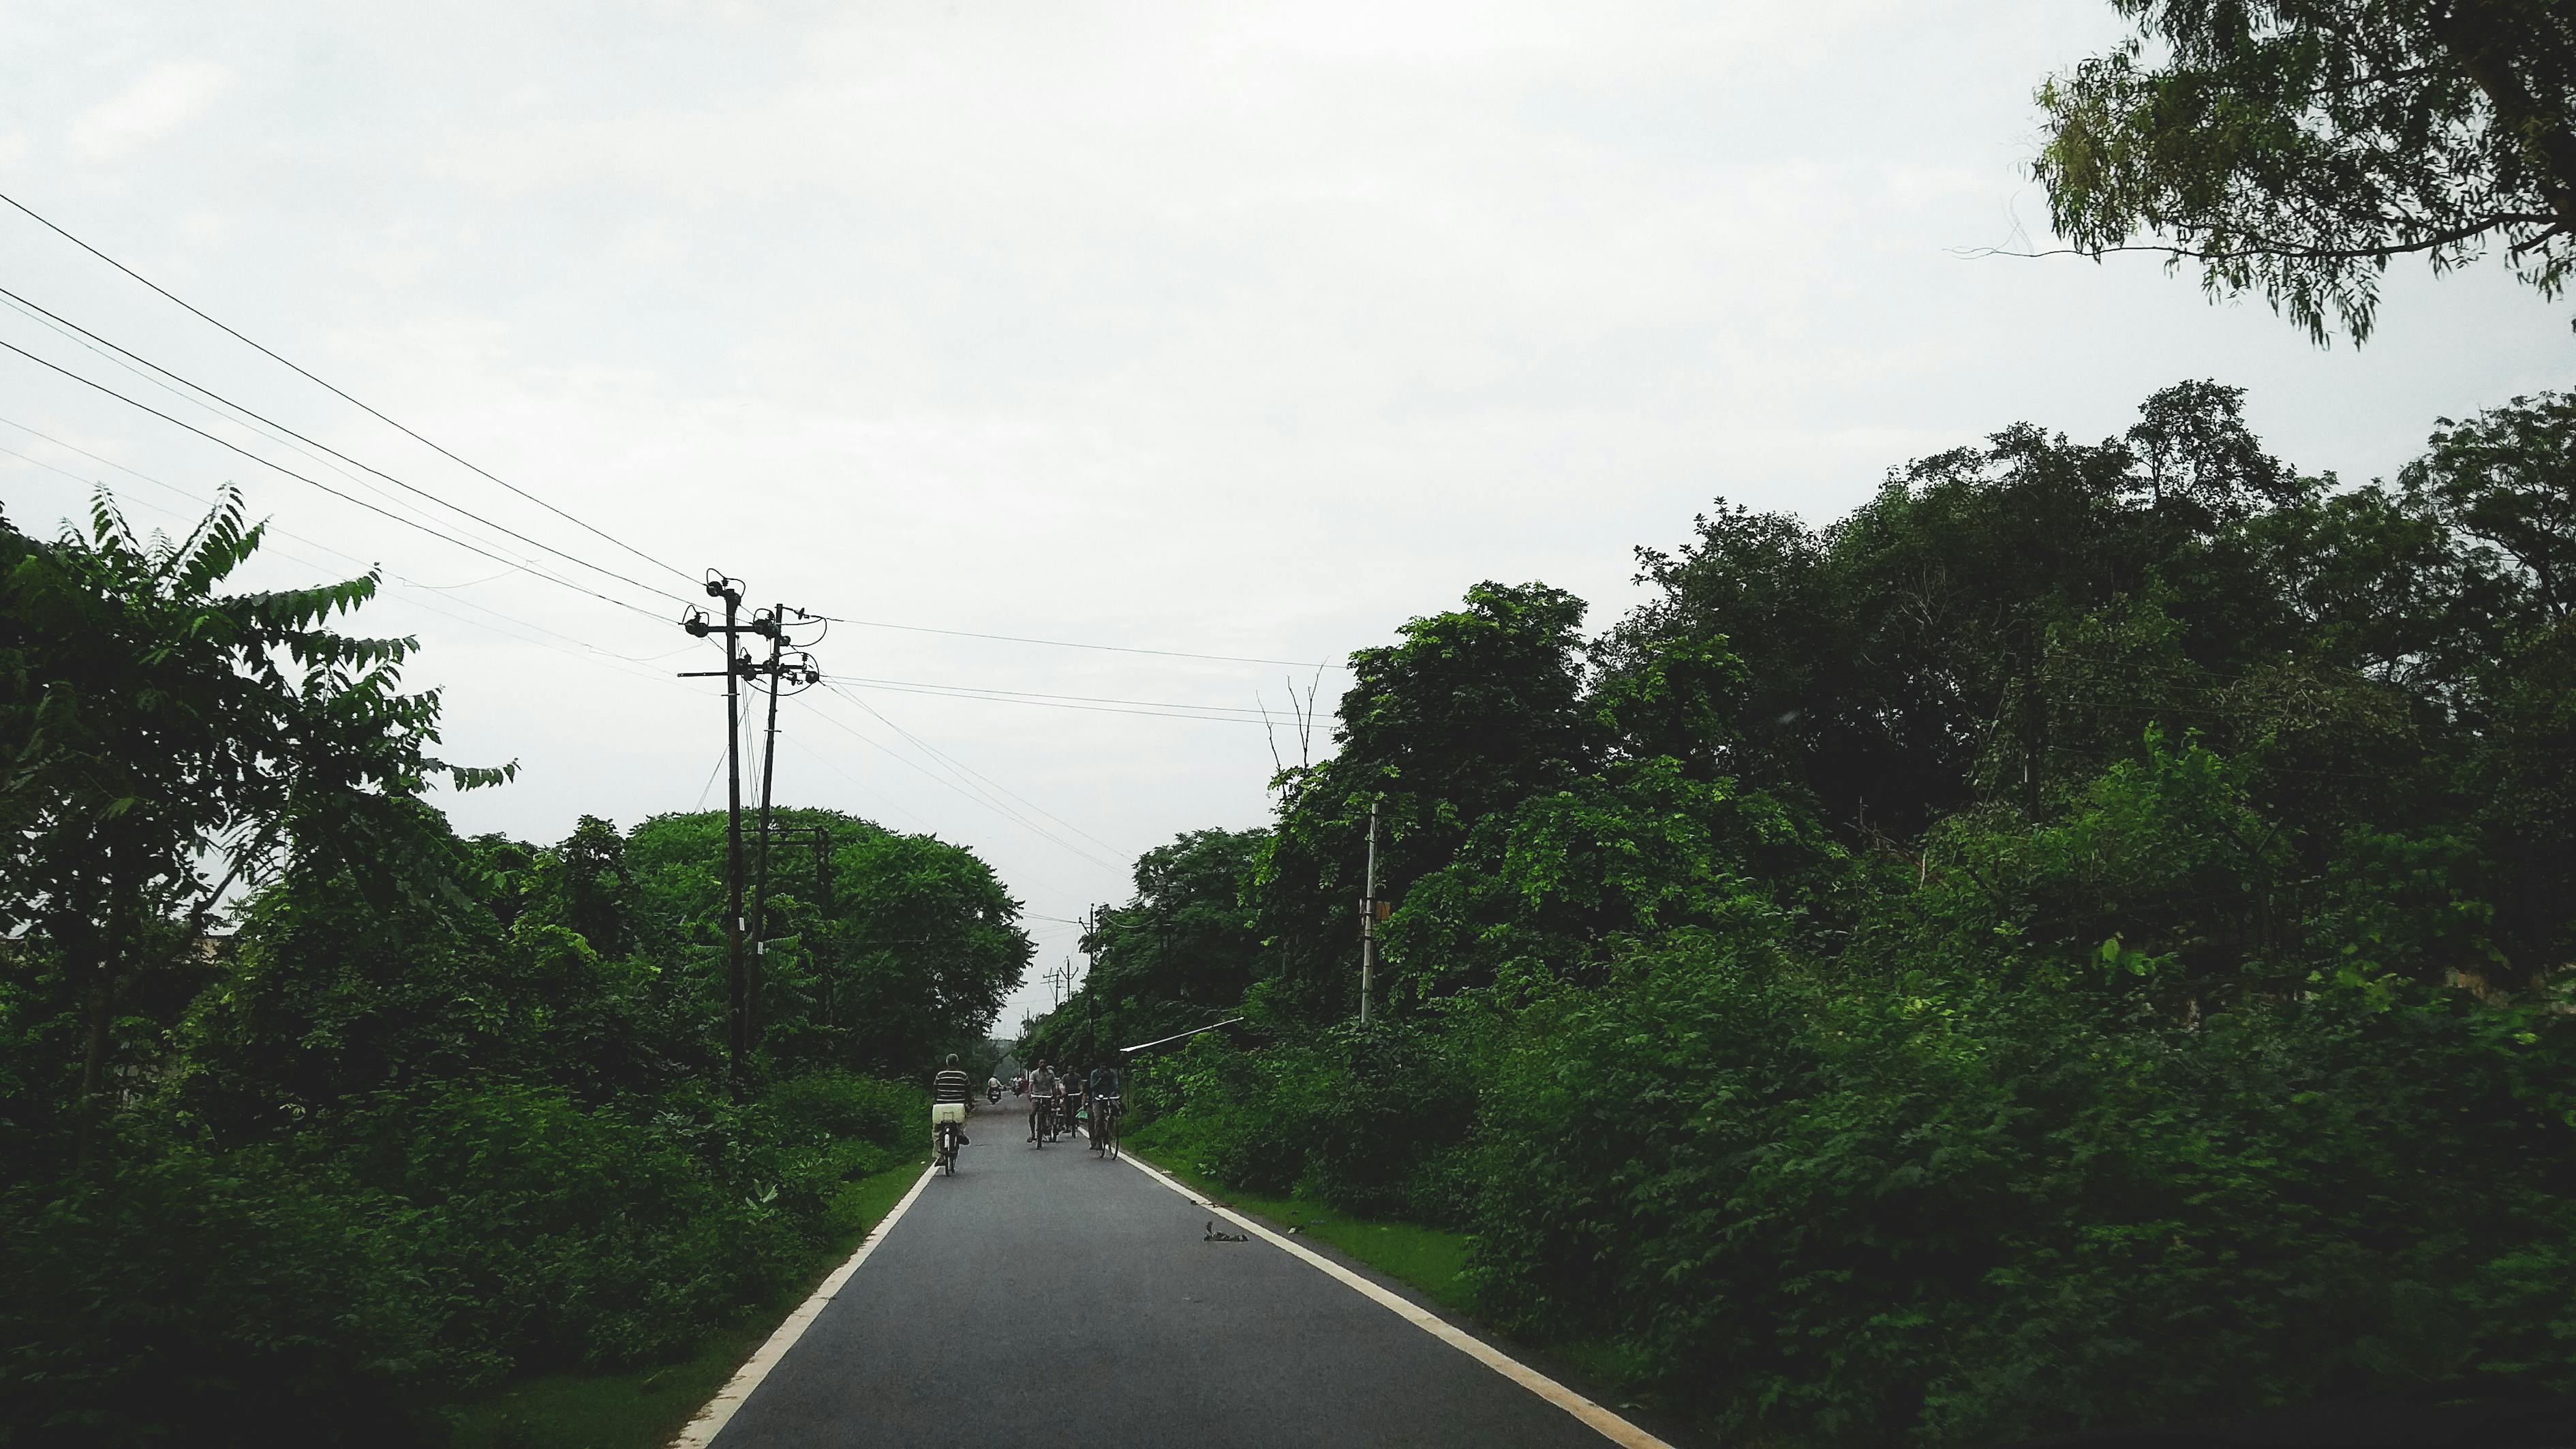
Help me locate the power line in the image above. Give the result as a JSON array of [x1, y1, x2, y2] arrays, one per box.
[[793, 690, 1126, 874], [0, 441, 699, 689], [830, 678, 1274, 725], [0, 187, 698, 589], [0, 337, 670, 625], [829, 673, 1282, 724], [821, 683, 1131, 857], [834, 692, 1129, 856], [0, 283, 692, 609], [816, 614, 1347, 671], [773, 731, 940, 836], [0, 421, 700, 673]]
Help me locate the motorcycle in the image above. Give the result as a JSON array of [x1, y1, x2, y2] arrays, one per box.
[[987, 1082, 1002, 1103]]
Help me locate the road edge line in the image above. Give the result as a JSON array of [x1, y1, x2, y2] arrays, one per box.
[[1108, 1140, 1677, 1449], [670, 1159, 940, 1449]]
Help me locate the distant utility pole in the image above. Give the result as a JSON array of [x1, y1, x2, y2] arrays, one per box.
[[763, 823, 835, 1024], [1084, 905, 1101, 1063], [1359, 800, 1380, 1025], [679, 571, 770, 1101]]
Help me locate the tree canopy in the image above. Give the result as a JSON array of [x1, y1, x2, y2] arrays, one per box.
[[2035, 0, 2576, 341]]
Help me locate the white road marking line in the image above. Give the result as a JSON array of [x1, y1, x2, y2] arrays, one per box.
[[671, 1160, 939, 1449], [1105, 1135, 1679, 1449]]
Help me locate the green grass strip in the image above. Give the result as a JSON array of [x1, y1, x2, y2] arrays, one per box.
[[1118, 1120, 1475, 1315]]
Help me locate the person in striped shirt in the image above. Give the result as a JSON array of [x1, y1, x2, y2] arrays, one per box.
[[932, 1054, 972, 1147]]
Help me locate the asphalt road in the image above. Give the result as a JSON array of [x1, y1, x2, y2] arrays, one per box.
[[709, 1093, 1625, 1448]]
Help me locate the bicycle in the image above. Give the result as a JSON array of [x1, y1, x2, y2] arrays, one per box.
[[1091, 1095, 1122, 1159], [932, 1102, 966, 1175]]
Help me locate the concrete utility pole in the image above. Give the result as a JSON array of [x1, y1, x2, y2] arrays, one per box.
[[746, 611, 788, 1055], [1360, 800, 1379, 1024], [1085, 905, 1101, 1063], [764, 823, 835, 1024], [680, 573, 758, 1099]]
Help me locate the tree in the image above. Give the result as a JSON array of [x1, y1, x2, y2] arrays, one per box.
[[1253, 582, 1599, 1020], [550, 814, 632, 956], [2403, 390, 2576, 628], [0, 491, 505, 1145], [622, 808, 1030, 1082], [1017, 828, 1268, 1067], [2035, 0, 2576, 342]]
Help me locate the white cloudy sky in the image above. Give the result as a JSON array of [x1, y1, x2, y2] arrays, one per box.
[[3, 0, 2567, 1028]]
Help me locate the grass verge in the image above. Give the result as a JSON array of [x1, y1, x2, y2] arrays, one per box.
[[446, 1161, 925, 1449], [1116, 1116, 1676, 1434], [1118, 1117, 1473, 1315]]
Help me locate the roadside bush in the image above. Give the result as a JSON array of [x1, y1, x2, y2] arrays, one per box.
[[340, 1081, 807, 1373], [1147, 1022, 1477, 1223], [758, 1071, 921, 1153], [1472, 932, 2576, 1447], [0, 1134, 452, 1449]]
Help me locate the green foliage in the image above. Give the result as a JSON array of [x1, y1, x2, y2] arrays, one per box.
[[2033, 0, 2576, 343], [622, 808, 1030, 1082], [0, 1073, 930, 1448], [1016, 827, 1266, 1069], [1091, 382, 2576, 1444], [1138, 1022, 1479, 1225], [0, 491, 508, 1145], [1473, 941, 2576, 1446], [0, 495, 1013, 1445], [0, 1130, 453, 1449]]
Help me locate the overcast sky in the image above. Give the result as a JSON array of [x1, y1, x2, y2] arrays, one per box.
[[3, 0, 2567, 1030]]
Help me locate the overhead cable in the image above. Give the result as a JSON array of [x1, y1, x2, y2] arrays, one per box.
[[793, 691, 1126, 874], [830, 673, 1283, 721], [820, 683, 1131, 858], [816, 614, 1347, 671], [836, 696, 1128, 856], [0, 187, 699, 588], [0, 337, 669, 624], [0, 283, 692, 609], [829, 677, 1273, 726]]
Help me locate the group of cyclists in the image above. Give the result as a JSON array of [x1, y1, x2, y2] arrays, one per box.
[[1014, 1058, 1120, 1150], [927, 1053, 1122, 1170]]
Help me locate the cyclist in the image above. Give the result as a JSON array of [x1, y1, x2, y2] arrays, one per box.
[[1088, 1061, 1122, 1151], [1064, 1066, 1087, 1135], [930, 1053, 972, 1154], [1026, 1061, 1059, 1142]]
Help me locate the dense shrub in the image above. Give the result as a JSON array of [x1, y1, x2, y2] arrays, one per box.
[[0, 1135, 452, 1449], [1471, 934, 2576, 1446], [0, 1070, 927, 1447], [1148, 1022, 1477, 1223]]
